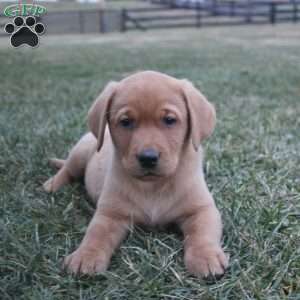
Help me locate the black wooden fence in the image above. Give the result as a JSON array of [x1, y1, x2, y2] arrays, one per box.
[[121, 0, 300, 31], [0, 1, 299, 35], [0, 9, 122, 35]]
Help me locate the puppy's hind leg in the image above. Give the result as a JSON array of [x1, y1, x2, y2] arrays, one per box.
[[43, 164, 72, 193], [43, 133, 97, 193], [49, 158, 65, 170]]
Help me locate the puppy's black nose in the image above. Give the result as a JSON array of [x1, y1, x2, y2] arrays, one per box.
[[137, 148, 159, 169]]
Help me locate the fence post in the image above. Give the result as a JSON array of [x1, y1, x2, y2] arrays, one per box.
[[230, 1, 236, 17], [211, 0, 218, 16], [169, 0, 176, 9], [196, 2, 201, 27], [99, 10, 106, 33], [246, 0, 252, 23], [270, 2, 276, 24], [79, 11, 84, 34], [121, 9, 127, 32], [293, 0, 298, 23]]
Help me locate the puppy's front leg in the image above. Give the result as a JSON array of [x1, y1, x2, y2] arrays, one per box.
[[64, 209, 129, 275], [181, 204, 228, 278]]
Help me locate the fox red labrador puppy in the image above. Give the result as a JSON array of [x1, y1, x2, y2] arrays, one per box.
[[43, 71, 228, 277]]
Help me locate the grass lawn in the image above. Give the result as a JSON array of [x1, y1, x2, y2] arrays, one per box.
[[0, 24, 299, 299]]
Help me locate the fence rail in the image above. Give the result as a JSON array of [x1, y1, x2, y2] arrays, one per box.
[[0, 9, 122, 35], [122, 0, 300, 31], [0, 0, 299, 35]]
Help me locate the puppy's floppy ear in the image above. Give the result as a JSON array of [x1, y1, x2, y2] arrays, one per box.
[[181, 80, 216, 151], [88, 81, 118, 152]]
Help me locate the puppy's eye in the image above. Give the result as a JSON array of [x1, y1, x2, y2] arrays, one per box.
[[163, 116, 177, 126], [119, 117, 134, 129]]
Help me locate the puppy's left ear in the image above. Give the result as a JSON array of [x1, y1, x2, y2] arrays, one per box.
[[88, 81, 118, 152], [181, 80, 216, 151]]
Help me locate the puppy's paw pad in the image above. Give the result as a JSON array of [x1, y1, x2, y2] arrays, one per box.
[[64, 249, 108, 275], [185, 245, 229, 278]]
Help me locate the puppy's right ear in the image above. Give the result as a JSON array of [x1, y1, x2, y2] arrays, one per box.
[[88, 82, 118, 152]]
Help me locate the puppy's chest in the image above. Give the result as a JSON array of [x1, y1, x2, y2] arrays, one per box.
[[136, 193, 177, 226]]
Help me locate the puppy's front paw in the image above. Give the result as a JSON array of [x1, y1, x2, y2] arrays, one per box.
[[184, 245, 229, 278], [64, 248, 109, 275]]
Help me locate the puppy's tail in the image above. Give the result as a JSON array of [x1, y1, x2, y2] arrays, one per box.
[[49, 158, 65, 170]]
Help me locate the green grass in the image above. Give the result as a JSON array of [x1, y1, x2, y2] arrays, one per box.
[[0, 25, 300, 299]]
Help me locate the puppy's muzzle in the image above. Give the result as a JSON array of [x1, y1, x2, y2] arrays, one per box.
[[137, 148, 160, 169]]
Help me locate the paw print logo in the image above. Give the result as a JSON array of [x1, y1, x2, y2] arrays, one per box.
[[4, 16, 45, 48]]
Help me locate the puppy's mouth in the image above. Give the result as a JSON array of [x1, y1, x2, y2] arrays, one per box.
[[136, 171, 162, 181]]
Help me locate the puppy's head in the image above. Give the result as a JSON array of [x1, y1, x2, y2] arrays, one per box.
[[88, 71, 215, 181]]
